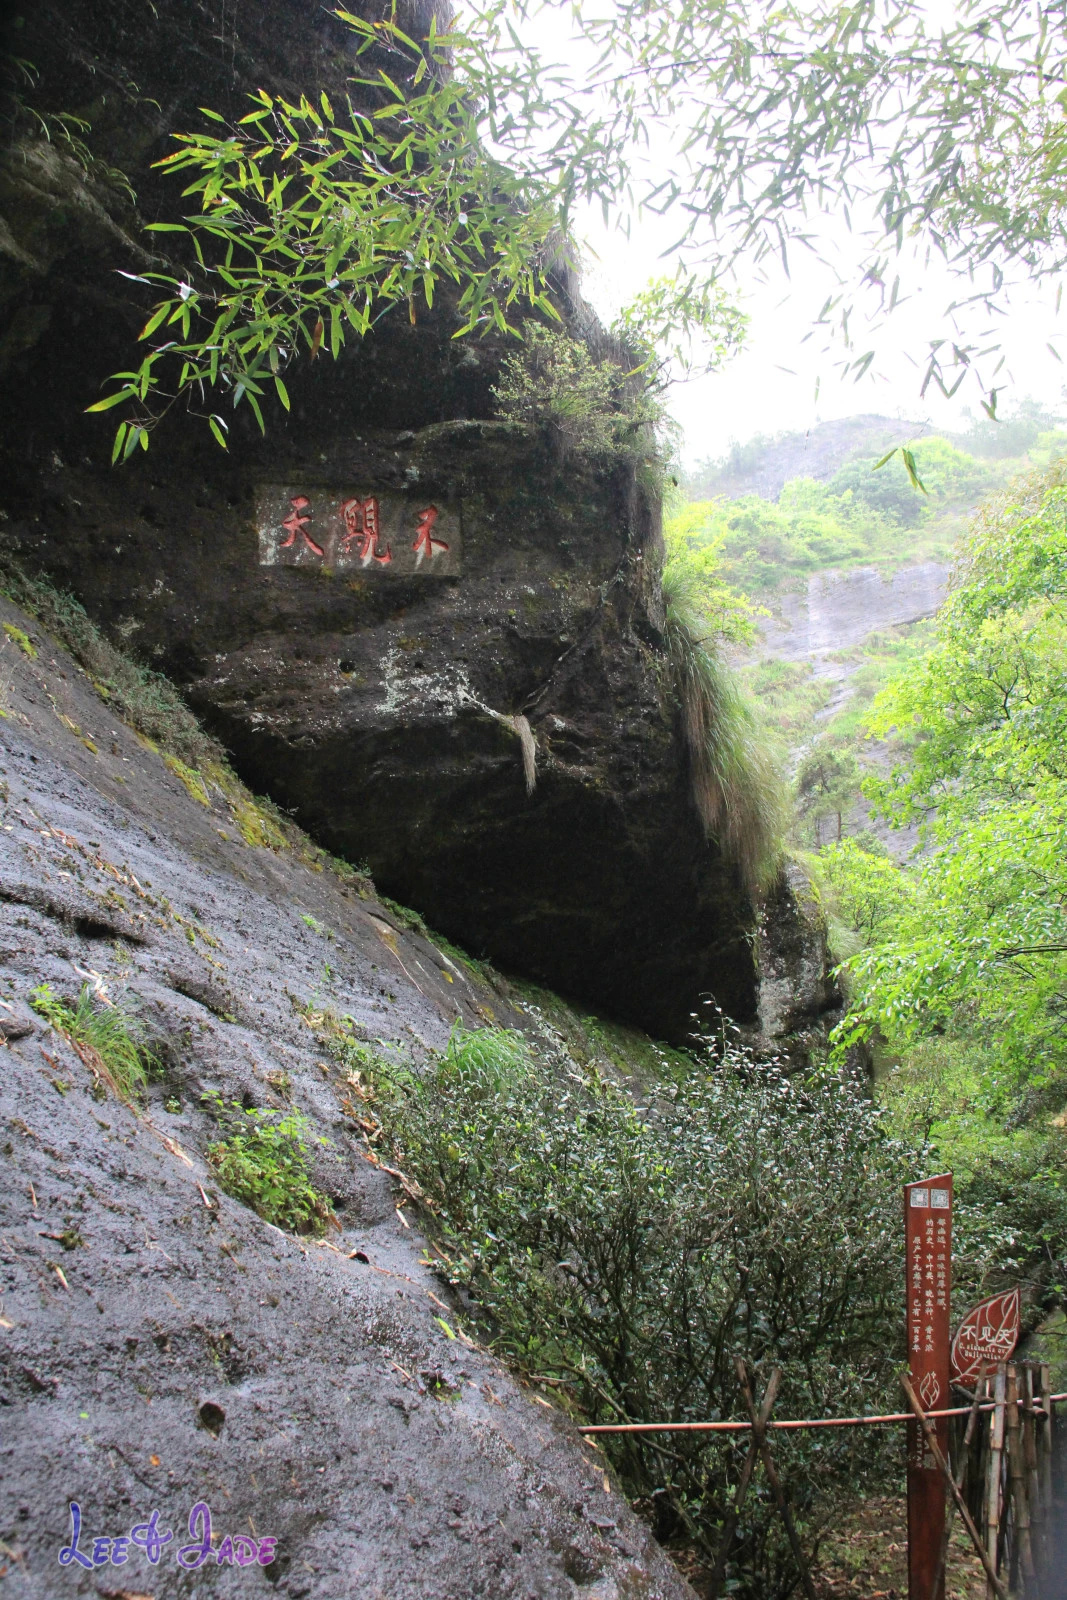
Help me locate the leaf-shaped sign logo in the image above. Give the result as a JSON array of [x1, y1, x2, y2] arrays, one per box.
[[950, 1287, 1020, 1385], [918, 1370, 941, 1410]]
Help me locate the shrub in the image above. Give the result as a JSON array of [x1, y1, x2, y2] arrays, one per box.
[[202, 1094, 334, 1235], [662, 565, 786, 892], [370, 1025, 910, 1596], [30, 982, 152, 1100], [492, 325, 624, 456], [491, 323, 668, 477]]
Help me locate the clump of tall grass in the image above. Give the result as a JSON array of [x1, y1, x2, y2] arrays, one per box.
[[662, 560, 786, 893], [0, 555, 219, 766], [30, 981, 153, 1100]]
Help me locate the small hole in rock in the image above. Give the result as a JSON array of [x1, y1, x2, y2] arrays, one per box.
[[198, 1401, 226, 1436]]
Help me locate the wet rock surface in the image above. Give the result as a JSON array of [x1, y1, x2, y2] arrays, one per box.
[[757, 562, 950, 664], [0, 601, 693, 1600], [750, 864, 841, 1069]]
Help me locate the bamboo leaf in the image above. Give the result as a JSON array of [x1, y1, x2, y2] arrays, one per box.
[[86, 387, 137, 413]]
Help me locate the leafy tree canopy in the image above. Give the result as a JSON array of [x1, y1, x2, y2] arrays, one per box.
[[489, 0, 1067, 401], [832, 466, 1067, 1096]]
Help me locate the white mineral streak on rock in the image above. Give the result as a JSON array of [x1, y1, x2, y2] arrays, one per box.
[[377, 652, 538, 791], [377, 645, 474, 720]]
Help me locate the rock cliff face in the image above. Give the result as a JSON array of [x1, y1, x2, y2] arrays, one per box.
[[757, 561, 950, 663], [0, 0, 760, 1043]]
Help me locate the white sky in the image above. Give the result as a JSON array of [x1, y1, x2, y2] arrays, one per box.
[[466, 1, 1067, 467], [576, 208, 1067, 468]]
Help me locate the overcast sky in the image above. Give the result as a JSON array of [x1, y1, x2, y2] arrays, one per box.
[[475, 1, 1067, 468], [576, 207, 1067, 468]]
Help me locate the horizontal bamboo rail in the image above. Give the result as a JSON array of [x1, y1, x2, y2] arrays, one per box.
[[577, 1393, 1067, 1436]]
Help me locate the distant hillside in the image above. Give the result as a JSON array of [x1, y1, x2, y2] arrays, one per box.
[[687, 399, 1065, 503], [687, 415, 924, 500]]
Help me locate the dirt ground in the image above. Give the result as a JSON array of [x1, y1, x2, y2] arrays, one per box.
[[811, 1495, 986, 1600]]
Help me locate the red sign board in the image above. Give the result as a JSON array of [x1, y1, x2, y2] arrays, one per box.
[[950, 1287, 1020, 1385], [905, 1173, 953, 1600], [255, 484, 462, 577]]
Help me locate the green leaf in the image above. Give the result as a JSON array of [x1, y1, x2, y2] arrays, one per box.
[[208, 416, 229, 449], [86, 387, 137, 413], [900, 449, 929, 495], [139, 304, 173, 341], [274, 374, 291, 411]]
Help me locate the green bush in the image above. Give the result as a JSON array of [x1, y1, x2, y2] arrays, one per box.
[[30, 982, 152, 1100], [370, 1025, 909, 1595], [202, 1093, 334, 1235], [491, 324, 667, 474]]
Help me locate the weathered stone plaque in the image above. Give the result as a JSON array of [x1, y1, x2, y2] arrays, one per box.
[[256, 485, 461, 576]]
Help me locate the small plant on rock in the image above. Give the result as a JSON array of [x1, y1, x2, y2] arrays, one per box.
[[202, 1093, 334, 1236], [30, 982, 152, 1100]]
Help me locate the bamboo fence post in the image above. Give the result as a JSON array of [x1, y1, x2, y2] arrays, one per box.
[[1021, 1366, 1043, 1579], [986, 1363, 1007, 1599], [1006, 1363, 1035, 1588], [735, 1359, 818, 1600], [1038, 1366, 1053, 1514], [900, 1375, 1009, 1600], [707, 1368, 781, 1600]]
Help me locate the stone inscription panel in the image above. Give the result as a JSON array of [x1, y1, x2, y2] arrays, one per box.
[[256, 485, 461, 577]]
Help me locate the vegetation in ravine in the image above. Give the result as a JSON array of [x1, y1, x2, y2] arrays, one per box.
[[667, 413, 1067, 1336], [357, 1022, 908, 1598], [804, 464, 1067, 1310]]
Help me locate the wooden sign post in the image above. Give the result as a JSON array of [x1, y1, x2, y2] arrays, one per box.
[[905, 1173, 953, 1600]]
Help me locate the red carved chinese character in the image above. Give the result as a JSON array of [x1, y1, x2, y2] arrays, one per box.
[[412, 506, 449, 563], [339, 497, 391, 566], [280, 495, 324, 556]]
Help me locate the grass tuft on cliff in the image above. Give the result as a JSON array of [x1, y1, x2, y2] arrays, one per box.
[[30, 981, 153, 1101], [662, 562, 786, 892], [0, 555, 218, 766]]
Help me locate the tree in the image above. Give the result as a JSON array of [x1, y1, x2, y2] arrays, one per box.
[[795, 745, 861, 843], [477, 0, 1067, 405], [838, 464, 1067, 1093]]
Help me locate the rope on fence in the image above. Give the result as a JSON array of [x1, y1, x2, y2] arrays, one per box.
[[577, 1393, 1067, 1436]]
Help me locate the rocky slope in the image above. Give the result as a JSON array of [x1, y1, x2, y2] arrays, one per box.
[[0, 596, 693, 1600], [756, 561, 949, 665], [0, 0, 759, 1045], [687, 415, 925, 501]]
